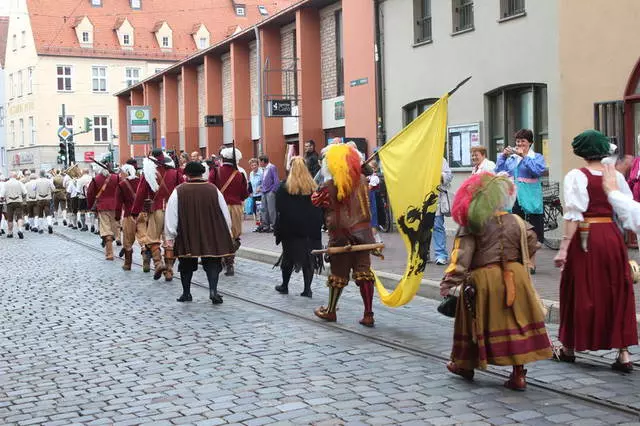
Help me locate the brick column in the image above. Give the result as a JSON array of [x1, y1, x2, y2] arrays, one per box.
[[260, 26, 286, 175], [182, 65, 199, 155], [163, 74, 179, 152], [144, 81, 161, 153], [130, 89, 146, 157], [117, 95, 130, 164], [296, 8, 324, 152], [231, 41, 252, 169], [204, 55, 223, 157], [343, 0, 377, 154]]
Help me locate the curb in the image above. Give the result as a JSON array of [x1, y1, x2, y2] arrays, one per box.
[[236, 246, 562, 324]]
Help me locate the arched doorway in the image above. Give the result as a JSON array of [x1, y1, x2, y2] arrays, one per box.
[[623, 57, 640, 155]]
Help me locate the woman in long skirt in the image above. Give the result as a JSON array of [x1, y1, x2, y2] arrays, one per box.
[[554, 130, 638, 372], [273, 157, 324, 297], [441, 173, 552, 390]]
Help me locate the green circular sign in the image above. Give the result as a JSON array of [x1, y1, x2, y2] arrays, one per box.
[[135, 110, 145, 119]]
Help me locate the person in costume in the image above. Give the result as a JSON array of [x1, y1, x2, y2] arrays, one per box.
[[553, 130, 638, 372], [52, 169, 67, 226], [208, 146, 249, 276], [311, 143, 377, 327], [165, 161, 235, 304], [34, 170, 55, 234], [0, 172, 27, 239], [603, 163, 640, 232], [273, 157, 323, 298], [86, 159, 121, 261], [118, 161, 146, 271], [441, 172, 552, 390], [132, 149, 184, 281], [76, 169, 93, 232]]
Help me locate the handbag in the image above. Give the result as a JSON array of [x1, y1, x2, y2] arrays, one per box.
[[437, 285, 460, 318]]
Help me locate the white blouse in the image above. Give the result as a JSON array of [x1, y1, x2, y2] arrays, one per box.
[[563, 168, 632, 222]]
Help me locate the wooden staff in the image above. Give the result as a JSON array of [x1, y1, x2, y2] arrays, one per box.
[[311, 243, 385, 255]]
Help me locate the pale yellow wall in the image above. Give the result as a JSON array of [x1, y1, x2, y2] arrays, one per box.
[[558, 0, 640, 175]]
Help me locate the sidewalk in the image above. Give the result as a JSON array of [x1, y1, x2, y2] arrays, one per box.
[[238, 219, 640, 318]]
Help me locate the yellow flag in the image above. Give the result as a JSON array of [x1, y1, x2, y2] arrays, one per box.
[[374, 94, 449, 307]]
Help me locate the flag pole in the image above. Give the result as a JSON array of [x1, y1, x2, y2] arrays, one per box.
[[364, 75, 472, 165]]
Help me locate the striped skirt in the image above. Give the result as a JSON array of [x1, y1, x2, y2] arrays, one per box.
[[451, 262, 552, 370]]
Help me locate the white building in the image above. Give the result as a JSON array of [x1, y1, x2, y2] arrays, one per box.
[[0, 16, 7, 176]]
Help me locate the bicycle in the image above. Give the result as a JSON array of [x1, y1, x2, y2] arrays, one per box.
[[542, 181, 563, 250]]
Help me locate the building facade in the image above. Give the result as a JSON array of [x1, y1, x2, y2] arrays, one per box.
[[115, 0, 379, 177], [0, 16, 7, 176], [3, 0, 297, 172], [380, 0, 640, 191]]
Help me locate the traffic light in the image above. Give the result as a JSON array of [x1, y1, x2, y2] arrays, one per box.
[[68, 142, 76, 163], [84, 117, 93, 133], [58, 142, 67, 162]]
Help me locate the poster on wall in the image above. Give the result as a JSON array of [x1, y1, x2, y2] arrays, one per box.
[[447, 123, 481, 169]]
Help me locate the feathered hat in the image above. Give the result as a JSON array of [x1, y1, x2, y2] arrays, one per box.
[[451, 172, 516, 234], [323, 143, 362, 201]]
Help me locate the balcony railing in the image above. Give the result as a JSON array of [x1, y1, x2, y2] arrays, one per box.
[[501, 0, 525, 18], [454, 1, 474, 33], [415, 16, 432, 43]]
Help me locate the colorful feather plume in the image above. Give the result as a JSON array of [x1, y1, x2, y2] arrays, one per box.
[[451, 172, 515, 234], [324, 143, 361, 201]]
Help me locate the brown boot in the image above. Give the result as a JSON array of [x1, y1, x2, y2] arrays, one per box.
[[122, 249, 133, 271], [313, 306, 337, 322], [164, 248, 175, 282], [447, 361, 474, 380], [142, 248, 151, 273], [104, 237, 114, 260], [504, 365, 527, 391], [359, 312, 374, 327], [150, 243, 166, 280]]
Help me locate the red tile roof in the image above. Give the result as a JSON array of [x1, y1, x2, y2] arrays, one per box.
[[0, 16, 9, 68], [26, 0, 300, 61]]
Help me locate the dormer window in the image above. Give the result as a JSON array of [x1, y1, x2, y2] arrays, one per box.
[[73, 16, 94, 47], [123, 34, 130, 45], [198, 37, 207, 49], [235, 6, 246, 16], [192, 24, 210, 50], [91, 0, 102, 6], [115, 17, 135, 48], [258, 5, 268, 16], [162, 36, 169, 47], [153, 21, 173, 50], [82, 31, 89, 43], [130, 0, 141, 9]]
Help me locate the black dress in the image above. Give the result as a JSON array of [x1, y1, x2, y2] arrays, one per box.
[[273, 183, 324, 272]]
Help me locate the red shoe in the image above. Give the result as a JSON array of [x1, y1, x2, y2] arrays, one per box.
[[314, 306, 336, 322], [446, 361, 474, 380], [504, 366, 527, 391]]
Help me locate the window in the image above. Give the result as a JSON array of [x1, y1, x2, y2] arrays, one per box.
[[162, 36, 170, 48], [155, 68, 165, 74], [21, 30, 26, 47], [123, 34, 131, 46], [57, 65, 73, 91], [92, 66, 107, 92], [125, 68, 140, 87], [27, 67, 33, 94], [10, 121, 15, 148], [403, 98, 437, 125], [453, 0, 474, 33], [413, 0, 432, 44], [198, 37, 207, 49], [335, 10, 344, 96], [19, 119, 24, 147], [59, 116, 73, 127], [258, 5, 268, 16], [486, 84, 548, 159], [0, 107, 5, 127], [93, 116, 109, 142], [9, 74, 13, 98], [91, 0, 102, 6], [12, 34, 16, 51], [82, 31, 90, 43], [500, 0, 525, 19], [17, 70, 23, 97], [130, 0, 141, 9], [235, 6, 246, 16], [29, 117, 35, 145]]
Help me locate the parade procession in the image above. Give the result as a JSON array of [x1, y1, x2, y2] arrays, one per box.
[[5, 0, 640, 425]]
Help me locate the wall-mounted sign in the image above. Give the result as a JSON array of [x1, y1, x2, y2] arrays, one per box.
[[350, 77, 368, 87], [447, 122, 481, 169], [12, 152, 34, 166], [204, 115, 223, 127], [84, 151, 95, 162], [266, 100, 293, 117], [127, 106, 152, 145]]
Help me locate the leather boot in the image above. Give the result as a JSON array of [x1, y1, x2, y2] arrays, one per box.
[[504, 365, 527, 391], [357, 280, 375, 327], [314, 277, 344, 322], [150, 243, 166, 280], [122, 249, 133, 271], [104, 236, 114, 261], [164, 248, 175, 282], [224, 255, 235, 276], [142, 248, 151, 273]]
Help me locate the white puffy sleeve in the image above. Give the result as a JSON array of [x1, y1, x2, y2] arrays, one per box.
[[164, 189, 179, 241], [608, 190, 640, 233], [616, 170, 633, 198], [563, 169, 589, 222], [216, 187, 232, 236]]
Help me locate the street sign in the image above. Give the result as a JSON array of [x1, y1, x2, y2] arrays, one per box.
[[204, 115, 223, 127], [350, 77, 368, 87], [58, 126, 72, 141], [84, 151, 95, 162], [266, 100, 293, 117], [127, 106, 152, 145]]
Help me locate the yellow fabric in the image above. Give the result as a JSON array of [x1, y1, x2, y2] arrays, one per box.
[[374, 93, 449, 307], [445, 237, 461, 275]]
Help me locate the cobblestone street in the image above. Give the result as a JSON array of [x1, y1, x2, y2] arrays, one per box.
[[2, 230, 640, 425]]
